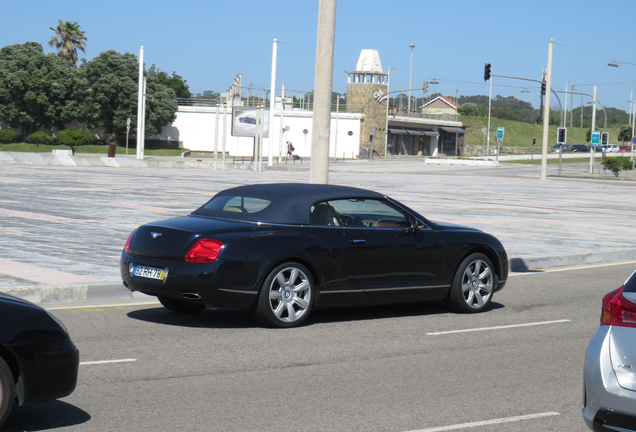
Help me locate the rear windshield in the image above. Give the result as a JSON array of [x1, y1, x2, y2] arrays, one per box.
[[201, 196, 271, 214], [625, 269, 636, 293]]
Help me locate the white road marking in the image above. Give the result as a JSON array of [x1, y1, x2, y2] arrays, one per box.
[[510, 260, 636, 277], [426, 319, 570, 336], [80, 358, 137, 366], [402, 411, 560, 432], [46, 300, 160, 311]]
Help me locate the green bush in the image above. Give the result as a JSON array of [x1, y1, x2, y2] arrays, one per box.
[[56, 128, 93, 154], [602, 157, 634, 177], [0, 130, 18, 144], [26, 131, 54, 145]]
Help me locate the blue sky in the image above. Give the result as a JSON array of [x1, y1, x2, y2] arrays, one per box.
[[3, 0, 636, 111]]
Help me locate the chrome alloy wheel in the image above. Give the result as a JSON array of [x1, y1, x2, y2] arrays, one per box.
[[267, 266, 311, 323], [461, 259, 493, 309]]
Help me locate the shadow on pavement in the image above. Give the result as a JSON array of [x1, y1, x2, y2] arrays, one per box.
[[2, 400, 90, 431], [126, 300, 504, 329]]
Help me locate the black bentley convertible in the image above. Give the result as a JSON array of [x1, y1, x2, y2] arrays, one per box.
[[121, 183, 508, 328]]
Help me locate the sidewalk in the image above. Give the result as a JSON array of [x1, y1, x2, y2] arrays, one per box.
[[1, 154, 635, 306]]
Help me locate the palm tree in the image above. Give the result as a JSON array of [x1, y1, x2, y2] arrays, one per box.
[[48, 20, 87, 65]]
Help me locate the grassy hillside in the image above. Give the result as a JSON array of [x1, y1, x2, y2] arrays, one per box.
[[460, 116, 622, 148]]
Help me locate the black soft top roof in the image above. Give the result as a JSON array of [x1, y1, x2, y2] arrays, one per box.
[[191, 183, 385, 225]]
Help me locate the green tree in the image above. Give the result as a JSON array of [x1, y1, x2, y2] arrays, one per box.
[[602, 156, 633, 177], [27, 131, 54, 145], [0, 42, 84, 139], [154, 67, 192, 98], [48, 20, 87, 65], [618, 126, 632, 144], [0, 130, 18, 143], [458, 103, 484, 116], [56, 128, 92, 154], [80, 50, 177, 143]]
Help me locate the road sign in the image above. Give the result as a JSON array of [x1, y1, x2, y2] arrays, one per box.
[[591, 131, 600, 146], [632, 136, 636, 144], [284, 126, 290, 131], [482, 127, 487, 137], [497, 127, 504, 140]]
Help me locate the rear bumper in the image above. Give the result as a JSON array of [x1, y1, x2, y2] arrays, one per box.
[[589, 408, 636, 432], [120, 253, 259, 308], [583, 326, 636, 431]]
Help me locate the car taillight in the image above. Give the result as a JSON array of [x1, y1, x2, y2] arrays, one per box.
[[124, 230, 136, 253], [601, 286, 636, 328], [186, 239, 223, 263]]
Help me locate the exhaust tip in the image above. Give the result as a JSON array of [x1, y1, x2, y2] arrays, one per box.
[[182, 292, 202, 301]]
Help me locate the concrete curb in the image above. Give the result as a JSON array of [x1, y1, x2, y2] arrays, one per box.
[[509, 248, 636, 272]]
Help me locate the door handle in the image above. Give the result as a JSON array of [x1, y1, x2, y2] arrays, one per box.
[[349, 239, 365, 244]]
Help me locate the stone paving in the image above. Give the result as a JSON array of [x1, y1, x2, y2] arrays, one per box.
[[0, 156, 635, 303]]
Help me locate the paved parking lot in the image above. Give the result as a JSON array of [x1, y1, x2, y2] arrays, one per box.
[[0, 159, 635, 303]]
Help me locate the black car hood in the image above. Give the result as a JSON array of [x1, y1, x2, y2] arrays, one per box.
[[129, 215, 254, 259]]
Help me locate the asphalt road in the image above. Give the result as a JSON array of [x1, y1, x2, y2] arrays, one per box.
[[4, 261, 633, 432]]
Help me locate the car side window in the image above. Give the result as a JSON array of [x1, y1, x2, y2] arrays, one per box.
[[326, 198, 409, 228]]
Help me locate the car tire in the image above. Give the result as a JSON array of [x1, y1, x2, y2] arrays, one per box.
[[254, 263, 314, 328], [0, 357, 15, 429], [447, 253, 495, 313], [158, 296, 206, 314]]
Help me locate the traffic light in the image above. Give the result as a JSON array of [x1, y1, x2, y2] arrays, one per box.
[[484, 63, 491, 81], [601, 132, 609, 145], [557, 127, 567, 144], [532, 138, 536, 146], [423, 81, 428, 93], [541, 82, 546, 96]]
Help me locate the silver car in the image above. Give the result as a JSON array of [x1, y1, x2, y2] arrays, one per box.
[[583, 268, 636, 431]]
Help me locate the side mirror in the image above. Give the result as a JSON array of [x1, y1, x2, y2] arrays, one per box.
[[405, 218, 422, 234]]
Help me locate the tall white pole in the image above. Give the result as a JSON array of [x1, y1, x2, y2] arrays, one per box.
[[140, 77, 146, 159], [214, 103, 220, 170], [309, 0, 336, 184], [385, 68, 394, 159], [486, 76, 492, 156], [267, 39, 278, 167], [540, 38, 553, 181], [279, 83, 285, 163], [408, 44, 414, 113], [334, 96, 340, 160], [590, 84, 597, 174], [136, 46, 144, 159], [564, 81, 571, 128], [629, 88, 634, 125], [631, 100, 635, 163], [222, 103, 227, 170]]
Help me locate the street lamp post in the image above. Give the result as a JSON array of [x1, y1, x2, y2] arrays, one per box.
[[631, 88, 636, 125], [384, 67, 396, 159], [408, 44, 414, 113], [334, 94, 344, 161], [563, 81, 572, 127]]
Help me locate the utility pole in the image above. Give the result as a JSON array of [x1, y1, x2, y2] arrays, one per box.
[[408, 44, 414, 113], [590, 84, 597, 174], [267, 39, 278, 167], [136, 46, 144, 159], [309, 0, 336, 184], [540, 39, 553, 181]]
